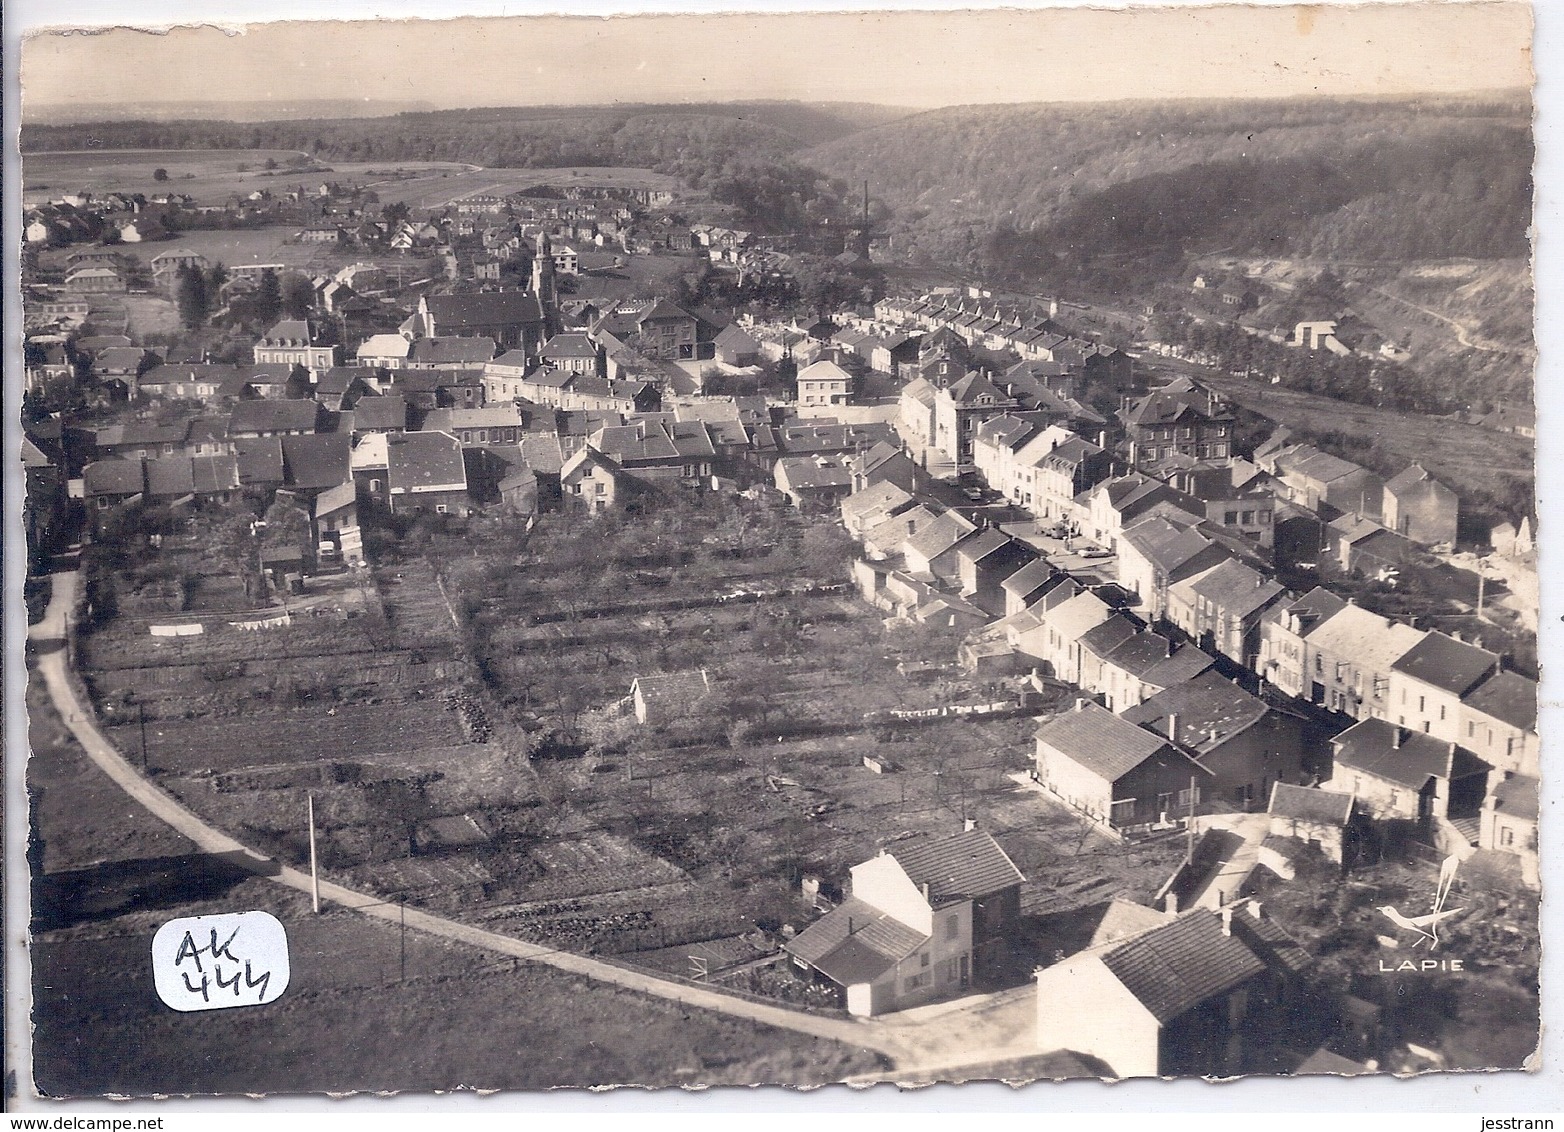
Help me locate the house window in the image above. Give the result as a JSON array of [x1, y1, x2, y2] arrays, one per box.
[[1468, 721, 1476, 738], [904, 973, 928, 992], [369, 478, 381, 493], [1225, 511, 1239, 525], [595, 483, 606, 495], [1419, 696, 1425, 713], [1439, 705, 1446, 721], [920, 951, 930, 969], [944, 915, 958, 941], [1501, 827, 1515, 848], [435, 504, 448, 514]]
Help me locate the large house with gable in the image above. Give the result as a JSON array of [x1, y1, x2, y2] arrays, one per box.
[[784, 828, 1025, 1016]]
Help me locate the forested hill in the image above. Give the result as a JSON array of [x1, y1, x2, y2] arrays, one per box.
[[801, 93, 1532, 289], [20, 101, 909, 177]]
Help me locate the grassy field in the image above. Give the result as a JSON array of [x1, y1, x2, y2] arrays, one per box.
[[1179, 366, 1533, 506], [28, 631, 885, 1096], [304, 163, 679, 211], [22, 149, 313, 207], [38, 226, 370, 275]]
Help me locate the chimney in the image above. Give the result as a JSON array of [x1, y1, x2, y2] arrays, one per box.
[[964, 818, 978, 832], [1248, 899, 1264, 921], [1166, 636, 1174, 658], [921, 882, 931, 901], [1220, 905, 1233, 936], [1076, 698, 1085, 713], [1393, 727, 1403, 750], [1167, 713, 1180, 741]]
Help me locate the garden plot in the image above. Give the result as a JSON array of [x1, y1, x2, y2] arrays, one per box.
[[516, 831, 690, 902], [104, 699, 468, 774]]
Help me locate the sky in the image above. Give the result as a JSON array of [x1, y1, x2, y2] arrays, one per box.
[[18, 2, 1533, 116]]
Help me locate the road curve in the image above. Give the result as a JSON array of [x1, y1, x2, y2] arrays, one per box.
[[28, 571, 909, 1065]]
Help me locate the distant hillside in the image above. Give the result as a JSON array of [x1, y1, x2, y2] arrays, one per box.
[[802, 93, 1532, 288], [25, 99, 439, 124], [20, 101, 911, 173]]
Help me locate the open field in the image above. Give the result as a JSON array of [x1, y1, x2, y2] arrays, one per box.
[[1163, 363, 1533, 507], [394, 164, 679, 210], [70, 494, 1183, 1019], [39, 225, 409, 276], [22, 148, 313, 206], [33, 601, 884, 1094]]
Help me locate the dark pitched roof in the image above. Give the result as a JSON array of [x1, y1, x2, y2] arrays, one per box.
[[1001, 556, 1058, 598], [1121, 671, 1272, 755], [425, 291, 543, 330], [1390, 633, 1498, 697], [1283, 587, 1350, 635], [1462, 670, 1536, 732], [886, 829, 1025, 900], [1330, 718, 1489, 790], [190, 454, 240, 494], [785, 896, 926, 985], [83, 459, 145, 497], [387, 430, 467, 491], [1034, 700, 1185, 784], [1100, 910, 1267, 1024], [352, 394, 409, 431], [234, 437, 285, 485], [1180, 559, 1285, 618], [1490, 773, 1538, 823], [1079, 614, 1140, 658], [281, 433, 352, 490], [229, 398, 320, 434], [409, 336, 497, 365], [144, 456, 196, 497], [1268, 783, 1354, 825]]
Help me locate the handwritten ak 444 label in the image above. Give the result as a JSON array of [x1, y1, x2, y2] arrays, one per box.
[[151, 911, 291, 1012]]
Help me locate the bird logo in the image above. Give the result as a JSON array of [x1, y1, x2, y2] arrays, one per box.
[[1378, 855, 1463, 950]]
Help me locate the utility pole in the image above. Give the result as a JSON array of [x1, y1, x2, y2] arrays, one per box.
[[399, 902, 406, 982], [307, 793, 321, 914], [1185, 775, 1198, 863]]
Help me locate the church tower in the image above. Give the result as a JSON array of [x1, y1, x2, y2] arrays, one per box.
[[532, 231, 559, 339]]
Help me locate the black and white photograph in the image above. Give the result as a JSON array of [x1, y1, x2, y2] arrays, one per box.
[[8, 0, 1543, 1101]]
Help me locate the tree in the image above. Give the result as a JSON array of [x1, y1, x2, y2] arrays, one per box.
[[174, 264, 210, 329], [152, 168, 169, 182], [254, 268, 282, 328], [281, 273, 315, 320], [204, 262, 229, 312]]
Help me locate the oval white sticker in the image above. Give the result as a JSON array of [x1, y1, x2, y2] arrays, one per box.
[[151, 911, 291, 1012]]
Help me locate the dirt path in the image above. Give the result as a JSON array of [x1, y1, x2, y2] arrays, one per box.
[[1365, 284, 1533, 358], [31, 569, 1044, 1074]]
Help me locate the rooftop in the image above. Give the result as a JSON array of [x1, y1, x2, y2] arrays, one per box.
[[1100, 909, 1267, 1024], [1034, 699, 1183, 784], [884, 828, 1025, 901], [1331, 718, 1489, 790], [1462, 670, 1537, 732], [1268, 783, 1354, 825], [1390, 632, 1499, 697]]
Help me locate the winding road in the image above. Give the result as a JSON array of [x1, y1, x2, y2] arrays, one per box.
[[28, 570, 1043, 1080]]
